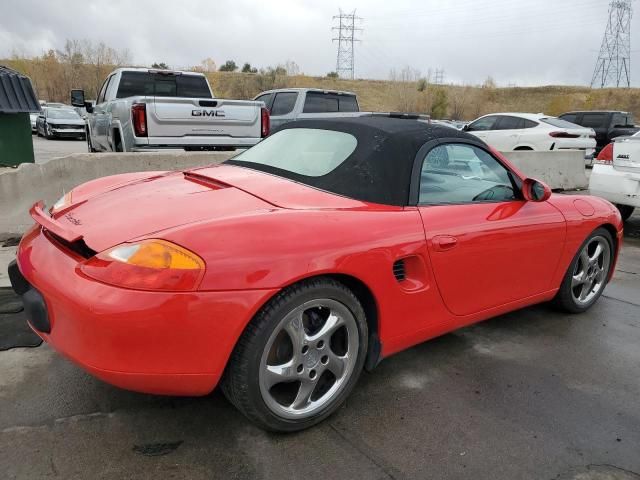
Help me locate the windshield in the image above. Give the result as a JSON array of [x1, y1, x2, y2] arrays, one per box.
[[47, 109, 81, 120], [229, 128, 358, 177]]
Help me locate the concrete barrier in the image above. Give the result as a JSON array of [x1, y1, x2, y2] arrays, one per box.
[[0, 152, 234, 236], [1, 149, 590, 236], [501, 150, 589, 191]]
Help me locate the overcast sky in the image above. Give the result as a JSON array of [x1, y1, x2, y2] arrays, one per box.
[[1, 0, 637, 86]]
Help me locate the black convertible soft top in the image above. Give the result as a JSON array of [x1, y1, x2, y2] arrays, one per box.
[[228, 116, 481, 206]]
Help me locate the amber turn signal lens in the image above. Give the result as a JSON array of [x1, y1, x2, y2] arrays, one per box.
[[81, 240, 206, 291], [109, 240, 204, 270]]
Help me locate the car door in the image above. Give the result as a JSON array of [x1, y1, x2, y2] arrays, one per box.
[[91, 75, 113, 150], [493, 115, 526, 150], [416, 141, 566, 316], [465, 115, 499, 145]]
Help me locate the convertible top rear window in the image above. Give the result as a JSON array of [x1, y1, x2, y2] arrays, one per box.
[[231, 129, 357, 177], [226, 117, 478, 206]]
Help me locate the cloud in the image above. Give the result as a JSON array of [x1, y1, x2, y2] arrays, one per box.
[[0, 0, 628, 86]]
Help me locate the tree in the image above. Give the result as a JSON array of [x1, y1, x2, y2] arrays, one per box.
[[326, 71, 339, 78], [201, 57, 217, 72], [431, 88, 449, 119], [242, 62, 257, 74], [219, 60, 238, 72], [417, 78, 428, 92], [151, 62, 169, 69]]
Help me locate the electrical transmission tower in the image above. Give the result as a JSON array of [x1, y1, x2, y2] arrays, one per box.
[[434, 69, 445, 85], [591, 0, 633, 88], [332, 9, 362, 79]]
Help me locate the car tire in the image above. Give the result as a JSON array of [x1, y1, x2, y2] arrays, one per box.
[[553, 227, 614, 313], [222, 277, 368, 432], [45, 124, 54, 140], [113, 131, 124, 152], [616, 204, 635, 222]]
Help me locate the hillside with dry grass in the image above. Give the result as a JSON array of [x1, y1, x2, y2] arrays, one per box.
[[5, 55, 640, 121]]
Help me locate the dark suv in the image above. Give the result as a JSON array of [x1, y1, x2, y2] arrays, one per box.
[[559, 111, 638, 153]]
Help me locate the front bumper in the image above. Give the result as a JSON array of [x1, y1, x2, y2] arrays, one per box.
[[51, 128, 85, 138], [10, 225, 277, 396]]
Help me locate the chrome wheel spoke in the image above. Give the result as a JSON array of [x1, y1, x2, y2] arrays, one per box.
[[291, 379, 317, 410], [325, 351, 348, 378], [308, 312, 344, 343], [284, 314, 307, 349], [590, 244, 603, 264], [572, 272, 585, 288], [264, 363, 297, 389]]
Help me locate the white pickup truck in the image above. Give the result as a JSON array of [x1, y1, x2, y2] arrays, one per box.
[[71, 68, 269, 152]]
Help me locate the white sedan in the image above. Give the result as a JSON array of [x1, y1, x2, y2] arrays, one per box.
[[464, 113, 596, 158], [589, 133, 640, 221]]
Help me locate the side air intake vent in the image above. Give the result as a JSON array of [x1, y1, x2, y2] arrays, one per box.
[[392, 259, 406, 282]]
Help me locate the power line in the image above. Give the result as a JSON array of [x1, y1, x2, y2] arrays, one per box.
[[591, 0, 633, 88], [332, 9, 362, 79]]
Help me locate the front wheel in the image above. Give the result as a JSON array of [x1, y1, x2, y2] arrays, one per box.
[[616, 204, 635, 222], [222, 278, 368, 432], [553, 228, 614, 313]]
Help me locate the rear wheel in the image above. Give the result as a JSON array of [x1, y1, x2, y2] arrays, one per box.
[[222, 278, 368, 432], [616, 204, 635, 222], [553, 228, 613, 313], [113, 131, 124, 152]]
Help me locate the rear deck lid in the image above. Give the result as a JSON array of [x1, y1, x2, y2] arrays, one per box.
[[613, 137, 640, 172], [44, 171, 273, 252]]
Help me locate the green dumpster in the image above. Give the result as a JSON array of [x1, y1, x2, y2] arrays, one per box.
[[0, 65, 41, 167]]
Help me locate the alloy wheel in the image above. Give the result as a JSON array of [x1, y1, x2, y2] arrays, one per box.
[[571, 235, 611, 305], [259, 298, 359, 420]]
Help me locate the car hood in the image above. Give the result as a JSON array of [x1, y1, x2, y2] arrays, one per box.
[[50, 170, 275, 252]]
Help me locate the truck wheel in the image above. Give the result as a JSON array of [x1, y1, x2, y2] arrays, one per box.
[[616, 204, 635, 222], [113, 131, 124, 152]]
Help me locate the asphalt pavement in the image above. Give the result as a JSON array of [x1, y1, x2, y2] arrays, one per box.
[[32, 134, 87, 164], [0, 215, 639, 480]]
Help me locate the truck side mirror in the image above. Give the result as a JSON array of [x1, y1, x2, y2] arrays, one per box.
[[71, 89, 85, 107], [84, 101, 94, 114]]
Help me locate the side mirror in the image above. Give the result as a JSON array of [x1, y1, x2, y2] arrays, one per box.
[[522, 178, 552, 202], [84, 101, 94, 114], [462, 124, 470, 131], [71, 89, 85, 107]]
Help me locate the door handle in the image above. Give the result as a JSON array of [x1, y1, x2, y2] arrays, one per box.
[[433, 235, 458, 251]]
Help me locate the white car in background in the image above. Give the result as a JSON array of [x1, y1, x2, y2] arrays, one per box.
[[464, 113, 596, 158], [589, 133, 640, 221]]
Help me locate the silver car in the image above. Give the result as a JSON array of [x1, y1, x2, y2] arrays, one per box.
[[36, 108, 86, 140]]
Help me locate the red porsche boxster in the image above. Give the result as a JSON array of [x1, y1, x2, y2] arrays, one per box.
[[9, 116, 623, 431]]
